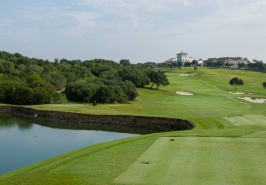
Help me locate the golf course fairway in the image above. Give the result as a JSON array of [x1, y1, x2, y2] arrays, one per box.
[[114, 137, 266, 185], [0, 67, 265, 185]]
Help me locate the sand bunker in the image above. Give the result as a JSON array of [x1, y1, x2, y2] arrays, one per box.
[[176, 91, 194, 96], [238, 97, 266, 103], [229, 92, 245, 94], [179, 74, 194, 77]]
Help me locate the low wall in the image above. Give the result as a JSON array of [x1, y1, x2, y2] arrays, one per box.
[[0, 106, 194, 132]]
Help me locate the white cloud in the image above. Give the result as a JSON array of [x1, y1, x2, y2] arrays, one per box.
[[0, 0, 265, 62], [78, 0, 196, 25], [10, 4, 102, 37]]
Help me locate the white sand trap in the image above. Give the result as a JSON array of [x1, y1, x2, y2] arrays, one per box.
[[229, 92, 245, 94], [238, 97, 266, 103], [179, 74, 194, 77], [176, 91, 194, 96]]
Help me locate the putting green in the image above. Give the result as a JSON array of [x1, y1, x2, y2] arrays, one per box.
[[114, 137, 266, 185]]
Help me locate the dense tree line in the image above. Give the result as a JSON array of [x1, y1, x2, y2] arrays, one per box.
[[247, 60, 266, 73], [204, 59, 266, 73], [0, 51, 169, 105]]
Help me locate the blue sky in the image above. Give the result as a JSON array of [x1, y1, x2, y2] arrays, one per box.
[[0, 0, 265, 63]]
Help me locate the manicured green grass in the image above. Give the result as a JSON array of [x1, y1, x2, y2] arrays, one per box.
[[224, 114, 266, 126], [0, 67, 265, 184], [114, 137, 266, 185]]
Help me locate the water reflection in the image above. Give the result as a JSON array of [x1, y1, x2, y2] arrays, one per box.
[[0, 115, 33, 130], [0, 114, 143, 174]]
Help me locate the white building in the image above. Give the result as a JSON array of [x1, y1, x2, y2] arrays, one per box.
[[198, 58, 204, 66], [206, 57, 248, 69], [176, 51, 194, 63]]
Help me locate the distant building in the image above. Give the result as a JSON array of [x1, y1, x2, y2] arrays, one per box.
[[198, 58, 204, 66], [176, 51, 194, 63], [207, 58, 218, 63], [164, 51, 248, 69], [165, 58, 177, 64], [206, 57, 248, 68], [165, 50, 201, 66]]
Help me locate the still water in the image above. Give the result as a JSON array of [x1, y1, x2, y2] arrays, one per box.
[[0, 115, 139, 174]]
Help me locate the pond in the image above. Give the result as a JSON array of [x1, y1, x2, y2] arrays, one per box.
[[0, 115, 140, 174]]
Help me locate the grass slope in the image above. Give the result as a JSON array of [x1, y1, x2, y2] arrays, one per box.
[[0, 67, 266, 185]]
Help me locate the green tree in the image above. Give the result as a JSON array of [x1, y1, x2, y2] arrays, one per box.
[[11, 86, 35, 105], [99, 71, 117, 80], [0, 86, 5, 102], [229, 77, 244, 91], [148, 70, 169, 89], [119, 80, 138, 101], [248, 60, 266, 72], [65, 80, 87, 102], [28, 73, 45, 87], [82, 84, 99, 103], [90, 64, 112, 77], [33, 87, 56, 104], [53, 92, 67, 104], [191, 60, 198, 66], [184, 62, 191, 67], [118, 67, 149, 87], [0, 61, 18, 74], [119, 59, 130, 66], [177, 61, 183, 69], [0, 81, 18, 104], [96, 85, 116, 103], [51, 73, 67, 90], [238, 63, 247, 69], [166, 63, 174, 69], [263, 82, 266, 89], [216, 60, 224, 67], [54, 58, 59, 64]]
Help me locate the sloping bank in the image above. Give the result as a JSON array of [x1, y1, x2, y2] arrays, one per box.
[[0, 106, 194, 132]]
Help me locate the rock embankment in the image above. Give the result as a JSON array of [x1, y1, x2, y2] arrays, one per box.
[[0, 106, 194, 132]]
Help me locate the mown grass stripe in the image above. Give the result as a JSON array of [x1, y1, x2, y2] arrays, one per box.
[[225, 115, 266, 126], [114, 137, 266, 185]]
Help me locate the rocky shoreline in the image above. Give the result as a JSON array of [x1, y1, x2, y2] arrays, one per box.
[[0, 106, 194, 132]]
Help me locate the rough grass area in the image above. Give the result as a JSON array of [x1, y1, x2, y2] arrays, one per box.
[[114, 137, 266, 185]]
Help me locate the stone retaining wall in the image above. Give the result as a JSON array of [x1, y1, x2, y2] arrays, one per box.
[[0, 106, 194, 132]]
